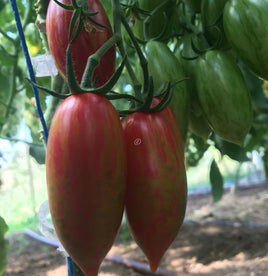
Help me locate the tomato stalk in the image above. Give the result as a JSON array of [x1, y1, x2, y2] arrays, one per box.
[[80, 34, 121, 89], [112, 0, 143, 100], [113, 0, 175, 110], [65, 42, 126, 94], [119, 15, 148, 99]]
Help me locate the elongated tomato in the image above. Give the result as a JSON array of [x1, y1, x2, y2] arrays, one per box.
[[46, 93, 126, 276], [46, 0, 115, 86], [122, 99, 187, 272]]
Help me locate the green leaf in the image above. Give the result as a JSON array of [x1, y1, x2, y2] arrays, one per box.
[[0, 216, 9, 276], [214, 134, 249, 162], [29, 144, 46, 164], [210, 159, 224, 202]]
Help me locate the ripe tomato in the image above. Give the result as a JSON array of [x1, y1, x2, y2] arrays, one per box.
[[122, 98, 187, 272], [46, 93, 126, 275], [223, 0, 268, 80], [46, 0, 115, 86]]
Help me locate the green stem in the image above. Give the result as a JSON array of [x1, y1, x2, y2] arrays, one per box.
[[0, 27, 15, 42], [5, 54, 19, 120], [44, 75, 69, 131], [81, 33, 120, 89], [35, 0, 50, 53], [178, 2, 201, 35], [22, 1, 34, 30], [120, 14, 149, 97], [35, 0, 50, 19], [112, 0, 142, 99]]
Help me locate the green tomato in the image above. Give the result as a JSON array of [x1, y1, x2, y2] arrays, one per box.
[[174, 34, 211, 140], [201, 0, 229, 49], [145, 41, 190, 141], [195, 50, 252, 146], [223, 0, 268, 80], [188, 111, 212, 140]]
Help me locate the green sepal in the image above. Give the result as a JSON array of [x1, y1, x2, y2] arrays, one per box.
[[69, 8, 82, 40], [106, 92, 143, 103], [25, 78, 71, 99], [52, 0, 74, 10]]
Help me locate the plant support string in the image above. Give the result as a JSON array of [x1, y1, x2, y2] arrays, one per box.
[[9, 0, 48, 143], [9, 1, 76, 275]]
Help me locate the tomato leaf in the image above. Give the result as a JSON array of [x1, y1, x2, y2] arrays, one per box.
[[210, 159, 224, 202], [214, 134, 249, 162], [29, 144, 46, 165]]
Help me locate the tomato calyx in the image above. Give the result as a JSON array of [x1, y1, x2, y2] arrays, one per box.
[[118, 76, 187, 117], [121, 0, 151, 21], [53, 0, 108, 41]]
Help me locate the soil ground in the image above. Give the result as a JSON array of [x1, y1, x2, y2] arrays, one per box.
[[4, 184, 268, 276]]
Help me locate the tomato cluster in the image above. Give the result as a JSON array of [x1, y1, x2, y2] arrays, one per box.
[[132, 0, 268, 146], [45, 1, 187, 275], [44, 0, 267, 275]]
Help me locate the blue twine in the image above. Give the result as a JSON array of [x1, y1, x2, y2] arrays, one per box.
[[9, 0, 48, 144], [10, 1, 75, 275], [67, 256, 75, 275]]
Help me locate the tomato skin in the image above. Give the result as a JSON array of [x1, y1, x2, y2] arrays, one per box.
[[174, 34, 212, 140], [223, 0, 268, 80], [122, 99, 187, 272], [195, 50, 252, 146], [145, 41, 190, 141], [46, 93, 126, 275], [46, 0, 115, 86]]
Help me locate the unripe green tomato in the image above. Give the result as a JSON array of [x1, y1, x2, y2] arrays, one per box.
[[223, 0, 268, 80], [195, 50, 252, 146]]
